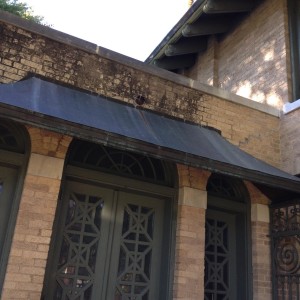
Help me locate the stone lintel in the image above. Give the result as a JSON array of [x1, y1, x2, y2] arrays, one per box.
[[178, 186, 207, 209], [251, 203, 270, 223], [28, 153, 64, 179]]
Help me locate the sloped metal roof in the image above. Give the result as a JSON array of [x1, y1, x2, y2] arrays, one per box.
[[0, 77, 299, 192]]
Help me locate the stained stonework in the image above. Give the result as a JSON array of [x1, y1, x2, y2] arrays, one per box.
[[27, 127, 72, 159], [244, 181, 271, 205], [0, 20, 282, 169], [177, 164, 211, 190]]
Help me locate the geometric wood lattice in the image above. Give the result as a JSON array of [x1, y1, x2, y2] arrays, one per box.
[[0, 122, 25, 153], [206, 174, 249, 300], [69, 141, 170, 185], [0, 124, 18, 150], [206, 174, 244, 202], [42, 141, 174, 300], [114, 204, 155, 300], [204, 218, 230, 300], [53, 192, 104, 300]]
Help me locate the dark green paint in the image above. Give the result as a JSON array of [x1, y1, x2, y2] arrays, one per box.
[[0, 119, 29, 296], [206, 197, 250, 300], [288, 0, 300, 101]]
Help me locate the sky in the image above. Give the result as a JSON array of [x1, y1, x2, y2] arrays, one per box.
[[25, 0, 189, 61]]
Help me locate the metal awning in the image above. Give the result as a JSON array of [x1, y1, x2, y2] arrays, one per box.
[[0, 77, 300, 192]]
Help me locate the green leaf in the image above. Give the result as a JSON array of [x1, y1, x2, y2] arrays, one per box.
[[0, 0, 46, 25]]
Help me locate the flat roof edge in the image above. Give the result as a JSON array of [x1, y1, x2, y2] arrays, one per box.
[[0, 10, 279, 117]]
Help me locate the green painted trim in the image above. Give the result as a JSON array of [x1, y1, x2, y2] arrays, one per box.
[[288, 0, 300, 101], [0, 149, 24, 166], [42, 142, 178, 300], [65, 165, 175, 198], [206, 177, 253, 300], [0, 119, 30, 296]]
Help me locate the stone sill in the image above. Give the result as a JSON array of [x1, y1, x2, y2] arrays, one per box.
[[283, 99, 300, 114]]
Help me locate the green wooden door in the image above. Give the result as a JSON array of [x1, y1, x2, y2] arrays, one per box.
[[44, 180, 167, 300], [105, 191, 164, 299], [205, 175, 251, 300], [205, 210, 237, 300], [45, 181, 114, 299], [0, 165, 18, 260]]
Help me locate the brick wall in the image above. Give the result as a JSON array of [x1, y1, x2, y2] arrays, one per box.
[[0, 9, 295, 300], [186, 0, 291, 108], [201, 95, 281, 167], [174, 165, 210, 299], [184, 36, 217, 86], [280, 107, 300, 174], [245, 181, 272, 300], [251, 221, 272, 299], [1, 127, 72, 299], [0, 20, 282, 168]]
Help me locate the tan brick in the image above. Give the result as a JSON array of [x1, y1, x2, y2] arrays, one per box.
[[1, 290, 29, 299], [16, 282, 43, 292], [173, 204, 206, 299], [20, 266, 45, 276], [5, 273, 31, 283], [24, 235, 50, 244], [22, 250, 48, 260], [34, 259, 47, 268]]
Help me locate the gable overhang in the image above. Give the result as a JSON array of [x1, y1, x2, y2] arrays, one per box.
[[0, 77, 299, 193], [146, 0, 254, 71]]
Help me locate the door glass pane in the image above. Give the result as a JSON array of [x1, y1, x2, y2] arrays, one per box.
[[53, 192, 104, 300], [114, 204, 155, 299]]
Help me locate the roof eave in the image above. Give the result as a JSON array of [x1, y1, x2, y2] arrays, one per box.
[[145, 0, 207, 63]]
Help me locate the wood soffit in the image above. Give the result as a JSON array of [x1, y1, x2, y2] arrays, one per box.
[[146, 0, 255, 71]]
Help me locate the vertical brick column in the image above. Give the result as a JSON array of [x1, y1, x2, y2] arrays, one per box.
[[245, 181, 272, 300], [173, 165, 210, 299], [2, 127, 72, 300]]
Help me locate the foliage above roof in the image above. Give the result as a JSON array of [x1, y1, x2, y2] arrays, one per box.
[[0, 0, 44, 24]]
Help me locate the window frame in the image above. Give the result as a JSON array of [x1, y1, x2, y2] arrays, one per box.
[[288, 0, 300, 101]]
